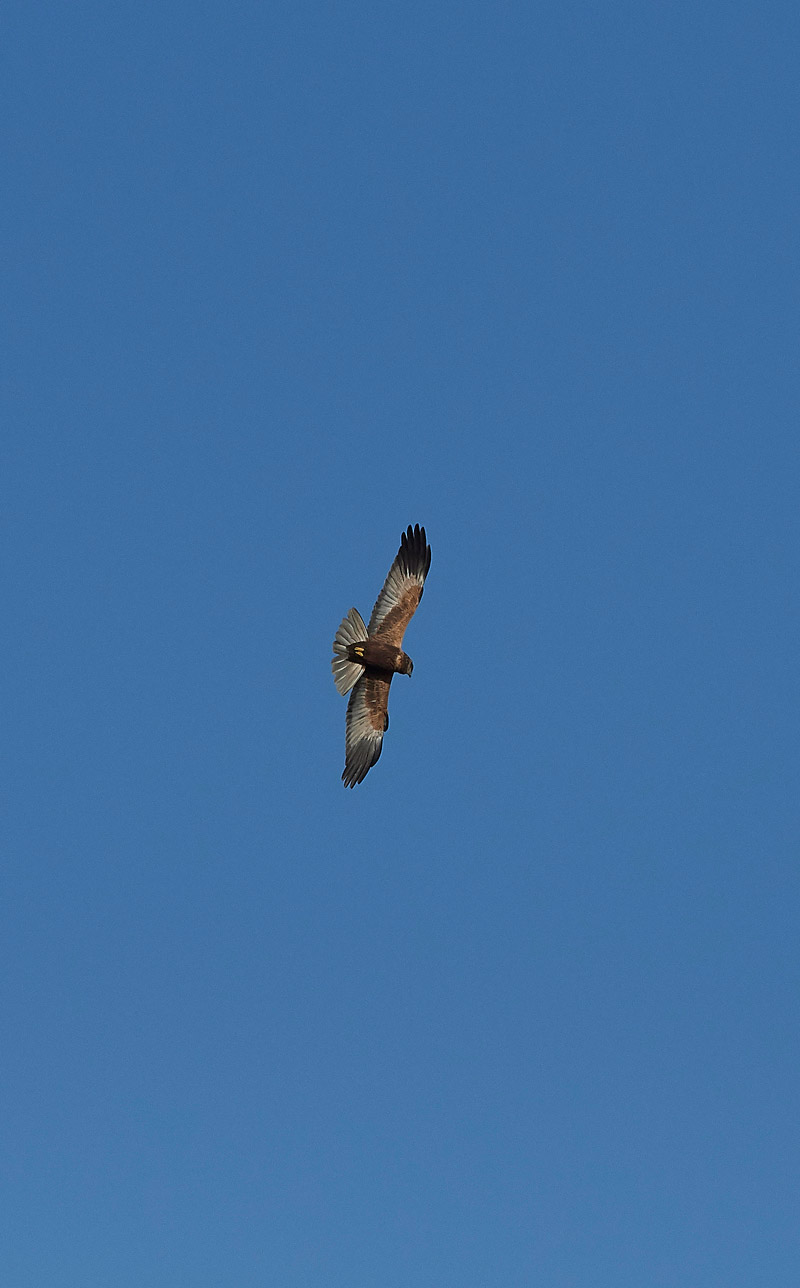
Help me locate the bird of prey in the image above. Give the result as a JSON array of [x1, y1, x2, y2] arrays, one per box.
[[331, 524, 431, 787]]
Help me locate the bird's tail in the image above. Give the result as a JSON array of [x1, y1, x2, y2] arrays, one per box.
[[331, 607, 368, 695]]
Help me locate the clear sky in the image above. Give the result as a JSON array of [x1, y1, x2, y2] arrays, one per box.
[[4, 2, 799, 1284]]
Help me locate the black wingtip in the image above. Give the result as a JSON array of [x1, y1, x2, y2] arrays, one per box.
[[399, 523, 431, 580], [342, 731, 384, 787]]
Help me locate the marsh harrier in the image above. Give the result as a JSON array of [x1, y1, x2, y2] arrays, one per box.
[[332, 524, 431, 787]]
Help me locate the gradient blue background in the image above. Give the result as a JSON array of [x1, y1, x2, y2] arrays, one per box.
[[4, 2, 799, 1284]]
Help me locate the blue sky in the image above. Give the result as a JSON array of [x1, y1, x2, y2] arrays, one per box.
[[4, 2, 799, 1284]]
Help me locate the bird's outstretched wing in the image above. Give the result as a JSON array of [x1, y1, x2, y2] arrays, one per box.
[[342, 672, 391, 787], [367, 524, 432, 645]]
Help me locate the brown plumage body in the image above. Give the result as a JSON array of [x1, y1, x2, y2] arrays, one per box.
[[346, 639, 413, 676]]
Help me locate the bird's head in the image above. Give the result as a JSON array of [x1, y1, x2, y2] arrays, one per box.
[[402, 653, 414, 676]]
